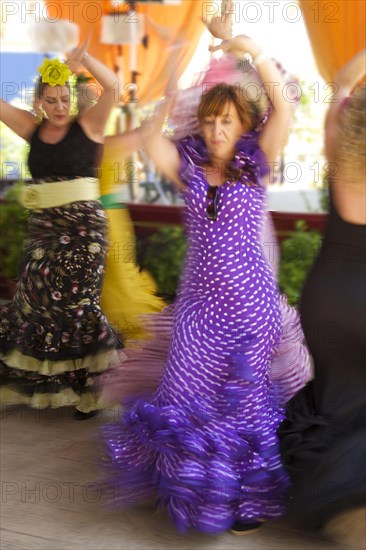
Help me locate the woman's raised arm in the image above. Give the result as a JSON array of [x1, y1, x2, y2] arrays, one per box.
[[0, 98, 37, 141], [210, 34, 292, 166], [141, 93, 184, 190], [140, 42, 187, 190], [67, 39, 120, 140]]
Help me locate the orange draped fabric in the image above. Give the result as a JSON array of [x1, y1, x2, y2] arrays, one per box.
[[300, 0, 366, 82], [44, 0, 205, 104]]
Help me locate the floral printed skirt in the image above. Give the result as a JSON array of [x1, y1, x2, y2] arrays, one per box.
[[0, 200, 122, 412]]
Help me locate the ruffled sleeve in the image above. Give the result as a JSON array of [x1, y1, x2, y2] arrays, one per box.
[[234, 132, 270, 186], [176, 132, 269, 188]]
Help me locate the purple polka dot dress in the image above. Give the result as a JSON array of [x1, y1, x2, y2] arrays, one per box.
[[103, 133, 307, 533]]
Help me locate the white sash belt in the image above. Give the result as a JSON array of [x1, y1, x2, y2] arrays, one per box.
[[20, 178, 100, 210]]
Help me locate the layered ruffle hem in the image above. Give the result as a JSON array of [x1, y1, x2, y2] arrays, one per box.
[[100, 296, 311, 533]]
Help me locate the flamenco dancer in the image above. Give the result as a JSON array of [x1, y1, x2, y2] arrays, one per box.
[[102, 12, 311, 535], [279, 50, 366, 549], [0, 42, 122, 419]]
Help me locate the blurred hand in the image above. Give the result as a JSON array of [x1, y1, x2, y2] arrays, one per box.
[[209, 35, 258, 58], [203, 0, 233, 40], [141, 92, 177, 141], [66, 36, 91, 72]]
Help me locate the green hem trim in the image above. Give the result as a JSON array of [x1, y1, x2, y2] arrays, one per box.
[[100, 193, 127, 210]]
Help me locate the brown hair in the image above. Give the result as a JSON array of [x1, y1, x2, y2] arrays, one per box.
[[197, 83, 258, 131], [335, 84, 366, 189], [197, 83, 258, 183]]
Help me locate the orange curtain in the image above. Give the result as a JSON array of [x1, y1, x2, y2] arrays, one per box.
[[300, 0, 366, 82], [44, 0, 205, 104]]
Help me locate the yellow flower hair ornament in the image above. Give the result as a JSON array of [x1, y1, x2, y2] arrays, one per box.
[[38, 58, 72, 87]]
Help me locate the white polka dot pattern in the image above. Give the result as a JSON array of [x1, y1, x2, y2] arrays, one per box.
[[103, 137, 310, 534]]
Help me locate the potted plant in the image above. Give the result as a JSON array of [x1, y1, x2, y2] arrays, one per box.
[[136, 226, 187, 302]]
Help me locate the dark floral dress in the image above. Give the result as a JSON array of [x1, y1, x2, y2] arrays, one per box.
[[0, 120, 122, 412]]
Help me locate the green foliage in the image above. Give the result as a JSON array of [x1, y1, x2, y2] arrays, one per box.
[[76, 72, 93, 84], [298, 79, 311, 109], [0, 183, 28, 279], [319, 169, 330, 213], [137, 226, 187, 300], [279, 220, 322, 306]]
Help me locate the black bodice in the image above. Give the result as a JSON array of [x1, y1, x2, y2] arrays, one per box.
[[28, 120, 103, 180]]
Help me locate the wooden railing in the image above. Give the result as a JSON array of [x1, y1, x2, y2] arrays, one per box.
[[127, 203, 327, 241], [0, 200, 327, 300]]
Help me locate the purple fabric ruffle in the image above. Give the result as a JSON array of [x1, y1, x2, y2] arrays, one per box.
[[177, 132, 269, 189], [102, 351, 289, 533]]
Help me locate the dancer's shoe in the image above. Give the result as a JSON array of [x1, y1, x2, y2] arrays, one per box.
[[73, 409, 99, 421], [229, 521, 264, 536]]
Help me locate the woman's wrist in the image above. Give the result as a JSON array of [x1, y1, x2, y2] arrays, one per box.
[[231, 35, 261, 59], [81, 52, 90, 64], [252, 50, 268, 66]]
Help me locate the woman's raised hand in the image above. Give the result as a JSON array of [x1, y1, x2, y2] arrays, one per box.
[[66, 36, 91, 73], [209, 35, 259, 59], [204, 1, 233, 40]]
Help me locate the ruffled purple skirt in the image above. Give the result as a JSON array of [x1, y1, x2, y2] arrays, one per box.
[[100, 294, 311, 533]]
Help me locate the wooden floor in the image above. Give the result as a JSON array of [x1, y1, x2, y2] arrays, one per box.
[[1, 405, 351, 550]]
